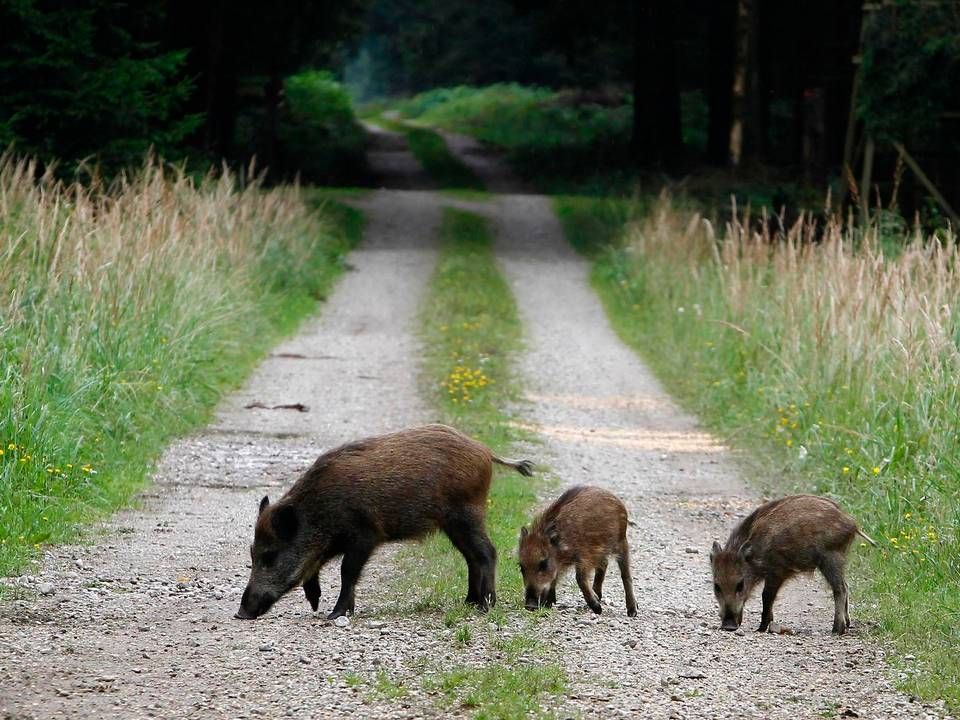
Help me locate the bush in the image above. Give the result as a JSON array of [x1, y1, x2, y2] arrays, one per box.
[[395, 84, 632, 192], [278, 71, 367, 184]]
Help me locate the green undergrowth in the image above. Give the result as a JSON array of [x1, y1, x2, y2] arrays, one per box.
[[555, 194, 960, 711], [373, 116, 485, 191], [0, 158, 362, 576], [393, 84, 632, 195], [406, 207, 566, 718]]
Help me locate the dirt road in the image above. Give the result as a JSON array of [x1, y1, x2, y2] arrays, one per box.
[[0, 127, 944, 720]]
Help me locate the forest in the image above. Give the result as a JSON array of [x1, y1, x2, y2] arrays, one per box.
[[1, 0, 958, 219]]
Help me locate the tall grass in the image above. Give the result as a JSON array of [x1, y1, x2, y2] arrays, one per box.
[[0, 155, 359, 574], [564, 194, 960, 706]]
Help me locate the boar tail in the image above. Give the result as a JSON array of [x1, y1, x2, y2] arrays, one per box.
[[856, 528, 878, 547], [492, 455, 535, 477]]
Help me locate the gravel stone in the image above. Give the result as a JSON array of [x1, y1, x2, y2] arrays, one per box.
[[38, 582, 55, 596]]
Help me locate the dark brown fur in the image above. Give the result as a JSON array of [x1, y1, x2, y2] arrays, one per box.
[[709, 494, 876, 634], [518, 485, 638, 617], [235, 424, 534, 620]]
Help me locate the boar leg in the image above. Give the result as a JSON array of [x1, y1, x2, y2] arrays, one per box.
[[546, 582, 557, 608], [303, 574, 321, 612], [758, 575, 784, 632], [819, 552, 849, 634], [575, 564, 603, 614], [443, 511, 497, 610], [593, 558, 608, 601], [328, 543, 375, 620], [616, 545, 638, 617]]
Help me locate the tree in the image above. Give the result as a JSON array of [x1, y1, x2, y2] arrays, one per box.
[[165, 0, 368, 168], [0, 0, 199, 170], [632, 0, 682, 164]]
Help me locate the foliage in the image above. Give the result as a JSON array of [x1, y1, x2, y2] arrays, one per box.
[[0, 1, 200, 171], [278, 71, 367, 183], [556, 194, 960, 709], [0, 156, 361, 573], [859, 1, 960, 144], [394, 84, 633, 193], [373, 115, 484, 190]]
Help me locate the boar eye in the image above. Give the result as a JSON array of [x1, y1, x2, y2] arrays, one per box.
[[538, 559, 549, 572], [261, 551, 278, 567], [735, 580, 745, 593], [713, 583, 721, 594]]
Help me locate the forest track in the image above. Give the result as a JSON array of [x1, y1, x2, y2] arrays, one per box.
[[0, 126, 945, 720]]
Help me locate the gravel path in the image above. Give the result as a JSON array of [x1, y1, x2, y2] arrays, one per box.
[[0, 131, 454, 718], [487, 192, 946, 719], [0, 127, 949, 720]]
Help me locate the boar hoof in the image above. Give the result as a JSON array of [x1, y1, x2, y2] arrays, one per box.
[[627, 605, 637, 618], [757, 622, 770, 633], [832, 622, 848, 635], [588, 602, 602, 615]]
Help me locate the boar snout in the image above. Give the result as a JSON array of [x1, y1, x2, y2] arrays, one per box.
[[720, 610, 742, 631], [234, 585, 277, 620]]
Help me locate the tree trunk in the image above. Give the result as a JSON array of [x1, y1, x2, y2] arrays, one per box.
[[729, 0, 754, 168], [261, 73, 283, 178], [706, 0, 737, 165], [632, 0, 683, 165]]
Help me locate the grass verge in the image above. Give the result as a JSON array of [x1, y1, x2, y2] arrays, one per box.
[[555, 193, 960, 710], [0, 157, 362, 576], [408, 207, 566, 718]]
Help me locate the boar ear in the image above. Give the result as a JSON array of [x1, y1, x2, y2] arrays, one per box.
[[271, 504, 299, 542], [545, 522, 560, 546], [710, 540, 722, 559], [737, 542, 753, 563], [258, 495, 270, 516], [519, 526, 528, 540]]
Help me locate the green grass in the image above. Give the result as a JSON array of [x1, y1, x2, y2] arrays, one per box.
[[408, 207, 566, 718], [0, 159, 362, 575], [393, 84, 632, 195], [554, 194, 960, 710], [373, 116, 485, 191]]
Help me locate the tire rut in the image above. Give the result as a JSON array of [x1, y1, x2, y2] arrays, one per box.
[[486, 191, 942, 719]]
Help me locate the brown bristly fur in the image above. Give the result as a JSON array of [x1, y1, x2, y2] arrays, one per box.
[[236, 424, 535, 621], [518, 485, 638, 617], [710, 494, 872, 634]]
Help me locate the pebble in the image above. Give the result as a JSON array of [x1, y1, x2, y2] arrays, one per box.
[[684, 547, 699, 554], [259, 643, 274, 652], [38, 582, 56, 596], [333, 616, 350, 628]]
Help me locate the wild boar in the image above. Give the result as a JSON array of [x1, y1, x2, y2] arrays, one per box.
[[235, 424, 534, 621], [518, 485, 638, 616], [709, 494, 877, 634]]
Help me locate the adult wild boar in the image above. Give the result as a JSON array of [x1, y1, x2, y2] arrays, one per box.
[[235, 424, 534, 620]]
